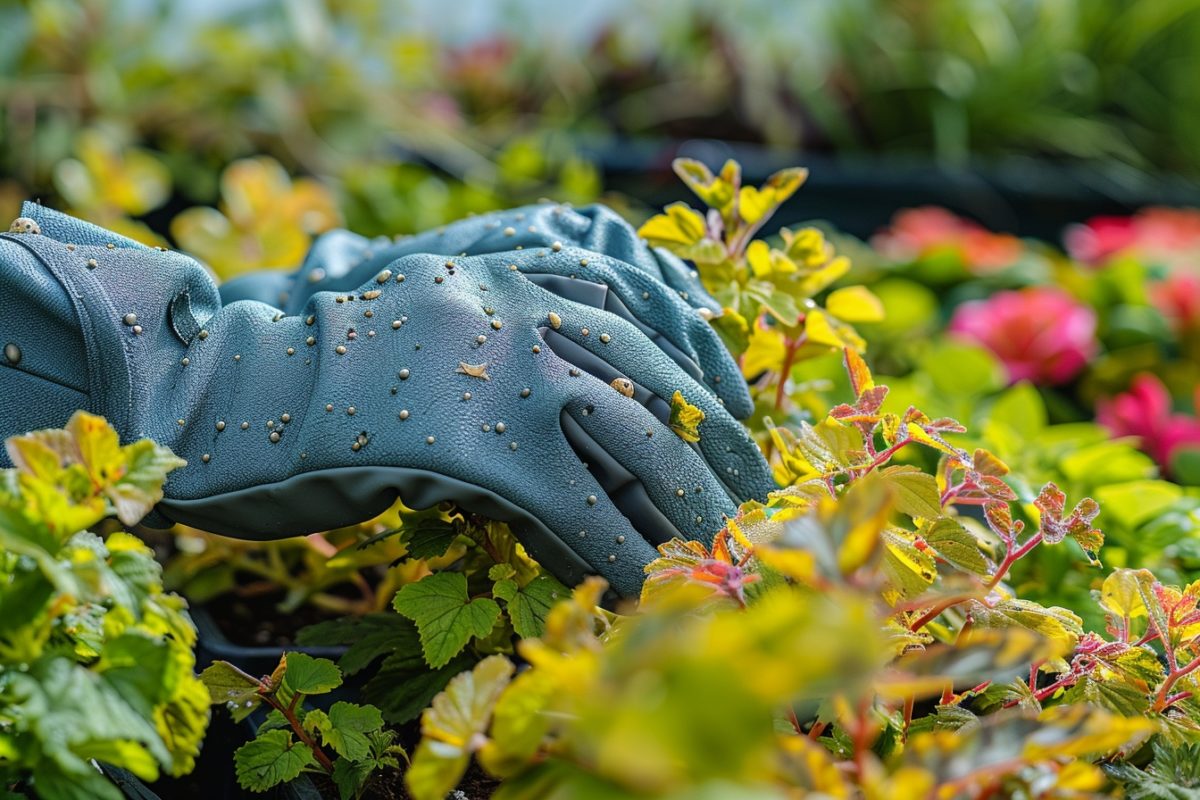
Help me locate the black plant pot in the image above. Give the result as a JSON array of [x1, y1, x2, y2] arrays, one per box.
[[583, 137, 1200, 242], [85, 764, 160, 800], [190, 604, 349, 679]]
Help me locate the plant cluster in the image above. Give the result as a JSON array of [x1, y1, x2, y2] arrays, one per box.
[[399, 347, 1200, 798], [0, 413, 207, 799], [201, 653, 404, 799]]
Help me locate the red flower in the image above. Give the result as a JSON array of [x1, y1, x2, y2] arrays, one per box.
[[873, 207, 1022, 273], [1097, 374, 1200, 477], [948, 288, 1097, 386]]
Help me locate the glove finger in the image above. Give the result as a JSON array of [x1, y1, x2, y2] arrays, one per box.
[[526, 285, 775, 505], [558, 370, 738, 547], [280, 210, 750, 416], [357, 202, 720, 313], [513, 247, 753, 418]]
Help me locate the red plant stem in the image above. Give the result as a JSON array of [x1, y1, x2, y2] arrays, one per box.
[[787, 707, 804, 736], [908, 592, 980, 633], [1001, 672, 1079, 709], [858, 439, 914, 477], [264, 694, 335, 773], [985, 532, 1044, 591], [909, 532, 1044, 633], [807, 720, 828, 740], [774, 335, 804, 411], [1154, 652, 1200, 711]]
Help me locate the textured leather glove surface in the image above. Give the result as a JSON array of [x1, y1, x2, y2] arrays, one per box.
[[220, 202, 753, 418], [0, 203, 772, 596]]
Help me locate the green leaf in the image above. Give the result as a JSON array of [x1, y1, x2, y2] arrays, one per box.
[[332, 756, 377, 800], [154, 673, 211, 776], [478, 670, 556, 778], [969, 598, 1083, 654], [302, 614, 474, 725], [880, 465, 943, 520], [404, 522, 458, 559], [309, 702, 383, 761], [106, 438, 187, 527], [988, 382, 1047, 437], [1095, 480, 1183, 530], [393, 573, 502, 668], [200, 661, 263, 722], [492, 578, 518, 603], [297, 613, 414, 676], [922, 518, 989, 575], [1064, 676, 1150, 717], [505, 574, 569, 639], [234, 729, 315, 792], [282, 652, 342, 696], [365, 649, 475, 725], [405, 656, 514, 800], [881, 528, 937, 599]]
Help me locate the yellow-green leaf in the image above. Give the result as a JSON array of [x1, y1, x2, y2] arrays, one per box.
[[826, 285, 885, 323], [668, 391, 705, 443], [406, 656, 514, 800], [1099, 569, 1148, 621], [636, 202, 707, 248]]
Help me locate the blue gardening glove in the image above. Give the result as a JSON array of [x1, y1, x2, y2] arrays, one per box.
[[220, 202, 753, 418], [1, 204, 772, 596]]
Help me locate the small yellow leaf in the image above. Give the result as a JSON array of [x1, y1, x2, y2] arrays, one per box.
[[741, 322, 786, 379], [738, 185, 773, 224], [668, 391, 706, 443], [796, 256, 851, 296], [762, 167, 808, 206], [637, 202, 707, 249], [905, 423, 964, 458], [804, 310, 848, 348], [746, 239, 772, 278], [826, 285, 885, 322], [1099, 569, 1147, 621], [844, 348, 875, 396]]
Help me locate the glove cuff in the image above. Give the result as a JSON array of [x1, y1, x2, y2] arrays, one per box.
[[5, 204, 223, 443]]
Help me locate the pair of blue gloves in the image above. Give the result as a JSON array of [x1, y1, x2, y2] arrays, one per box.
[[0, 202, 772, 596]]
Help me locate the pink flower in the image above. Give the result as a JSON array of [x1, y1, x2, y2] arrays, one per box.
[[1066, 207, 1200, 268], [873, 207, 1022, 273], [1063, 216, 1137, 265], [948, 288, 1097, 386], [1098, 374, 1200, 477]]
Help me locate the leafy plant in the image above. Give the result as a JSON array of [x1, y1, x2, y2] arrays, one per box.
[[296, 510, 568, 726], [201, 652, 405, 798], [0, 412, 207, 799], [397, 347, 1199, 798]]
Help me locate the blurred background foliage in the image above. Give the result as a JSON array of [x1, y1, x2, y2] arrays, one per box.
[[5, 0, 1200, 267]]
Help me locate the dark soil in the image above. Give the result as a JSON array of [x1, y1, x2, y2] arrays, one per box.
[[201, 588, 346, 648]]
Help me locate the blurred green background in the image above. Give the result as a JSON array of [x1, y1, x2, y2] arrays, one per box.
[[4, 0, 1200, 271]]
